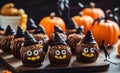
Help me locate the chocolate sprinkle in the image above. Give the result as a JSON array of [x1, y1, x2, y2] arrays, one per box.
[[82, 30, 96, 44], [23, 31, 38, 46], [15, 26, 24, 38], [4, 25, 15, 36]]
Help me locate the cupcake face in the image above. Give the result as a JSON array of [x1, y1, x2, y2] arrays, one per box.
[[76, 43, 99, 63], [49, 45, 72, 66]]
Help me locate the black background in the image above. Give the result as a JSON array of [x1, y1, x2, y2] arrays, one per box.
[[0, 0, 120, 24]]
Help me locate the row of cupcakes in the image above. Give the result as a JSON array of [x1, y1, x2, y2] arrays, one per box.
[[0, 19, 100, 67]]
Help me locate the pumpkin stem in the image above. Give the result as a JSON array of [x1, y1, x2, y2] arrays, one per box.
[[50, 12, 55, 19], [90, 2, 95, 8], [78, 12, 83, 17]]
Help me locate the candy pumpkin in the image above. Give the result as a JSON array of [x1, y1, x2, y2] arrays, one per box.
[[82, 2, 105, 20], [92, 17, 119, 47], [40, 12, 66, 37], [72, 12, 94, 34]]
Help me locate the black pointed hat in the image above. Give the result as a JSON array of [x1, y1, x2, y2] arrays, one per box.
[[23, 31, 38, 46], [82, 30, 96, 44], [67, 19, 78, 29], [76, 26, 84, 35], [15, 26, 24, 38], [26, 18, 37, 30], [0, 25, 4, 30], [50, 32, 66, 46], [4, 25, 15, 36], [54, 25, 63, 33], [33, 25, 46, 34]]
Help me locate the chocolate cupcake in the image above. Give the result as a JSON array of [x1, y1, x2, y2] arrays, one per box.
[[1, 25, 15, 53], [32, 25, 49, 53], [50, 25, 67, 42], [67, 26, 85, 54], [48, 32, 72, 66], [26, 18, 37, 33], [20, 31, 45, 67], [0, 25, 5, 48], [76, 30, 99, 63], [66, 19, 78, 36], [11, 26, 24, 59]]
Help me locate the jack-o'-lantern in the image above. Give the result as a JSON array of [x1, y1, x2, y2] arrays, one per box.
[[76, 30, 99, 63], [11, 26, 24, 59], [1, 25, 15, 53], [20, 31, 45, 66], [48, 32, 72, 66]]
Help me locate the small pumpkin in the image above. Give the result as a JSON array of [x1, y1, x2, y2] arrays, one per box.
[[72, 12, 94, 34], [92, 17, 119, 47], [40, 12, 66, 37], [81, 2, 105, 20]]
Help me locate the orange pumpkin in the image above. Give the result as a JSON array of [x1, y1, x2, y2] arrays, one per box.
[[40, 12, 66, 37], [118, 43, 120, 57], [72, 12, 94, 34], [82, 2, 105, 20], [92, 17, 119, 47]]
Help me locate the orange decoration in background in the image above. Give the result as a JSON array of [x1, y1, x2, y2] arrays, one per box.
[[2, 70, 12, 73], [40, 12, 66, 37]]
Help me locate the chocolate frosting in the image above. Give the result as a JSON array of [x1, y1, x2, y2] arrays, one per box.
[[54, 25, 63, 33], [24, 31, 38, 46], [0, 25, 4, 30], [67, 19, 78, 29], [82, 30, 96, 44], [50, 32, 66, 46], [33, 25, 46, 34], [76, 26, 84, 35], [4, 25, 15, 36], [26, 18, 37, 30], [15, 26, 24, 38]]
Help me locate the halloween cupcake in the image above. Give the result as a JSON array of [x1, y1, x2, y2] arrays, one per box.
[[66, 19, 78, 36], [50, 25, 67, 42], [26, 18, 37, 33], [11, 26, 24, 59], [32, 25, 49, 53], [67, 26, 85, 54], [1, 25, 15, 53], [48, 32, 72, 66], [0, 25, 5, 48], [20, 31, 45, 67], [76, 30, 99, 63]]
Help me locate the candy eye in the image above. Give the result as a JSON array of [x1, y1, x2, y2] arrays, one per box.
[[61, 50, 66, 55], [83, 48, 88, 53], [90, 48, 94, 53], [33, 50, 39, 56], [39, 40, 43, 44], [27, 51, 32, 56], [55, 50, 60, 55]]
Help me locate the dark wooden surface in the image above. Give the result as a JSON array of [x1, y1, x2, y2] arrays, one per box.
[[0, 0, 120, 24], [0, 49, 109, 73]]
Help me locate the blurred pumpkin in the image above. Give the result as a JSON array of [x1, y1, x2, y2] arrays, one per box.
[[81, 2, 105, 20], [72, 12, 94, 34], [92, 17, 119, 47], [39, 12, 66, 37]]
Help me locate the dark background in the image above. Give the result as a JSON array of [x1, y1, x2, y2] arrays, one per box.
[[0, 0, 120, 24]]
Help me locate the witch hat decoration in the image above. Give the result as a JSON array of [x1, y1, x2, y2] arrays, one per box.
[[54, 25, 63, 33], [76, 26, 84, 35], [33, 25, 46, 34], [50, 32, 66, 46], [26, 18, 37, 30], [82, 30, 96, 44], [4, 25, 15, 36], [0, 24, 4, 30], [23, 31, 38, 46], [67, 19, 78, 29], [15, 26, 24, 38]]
